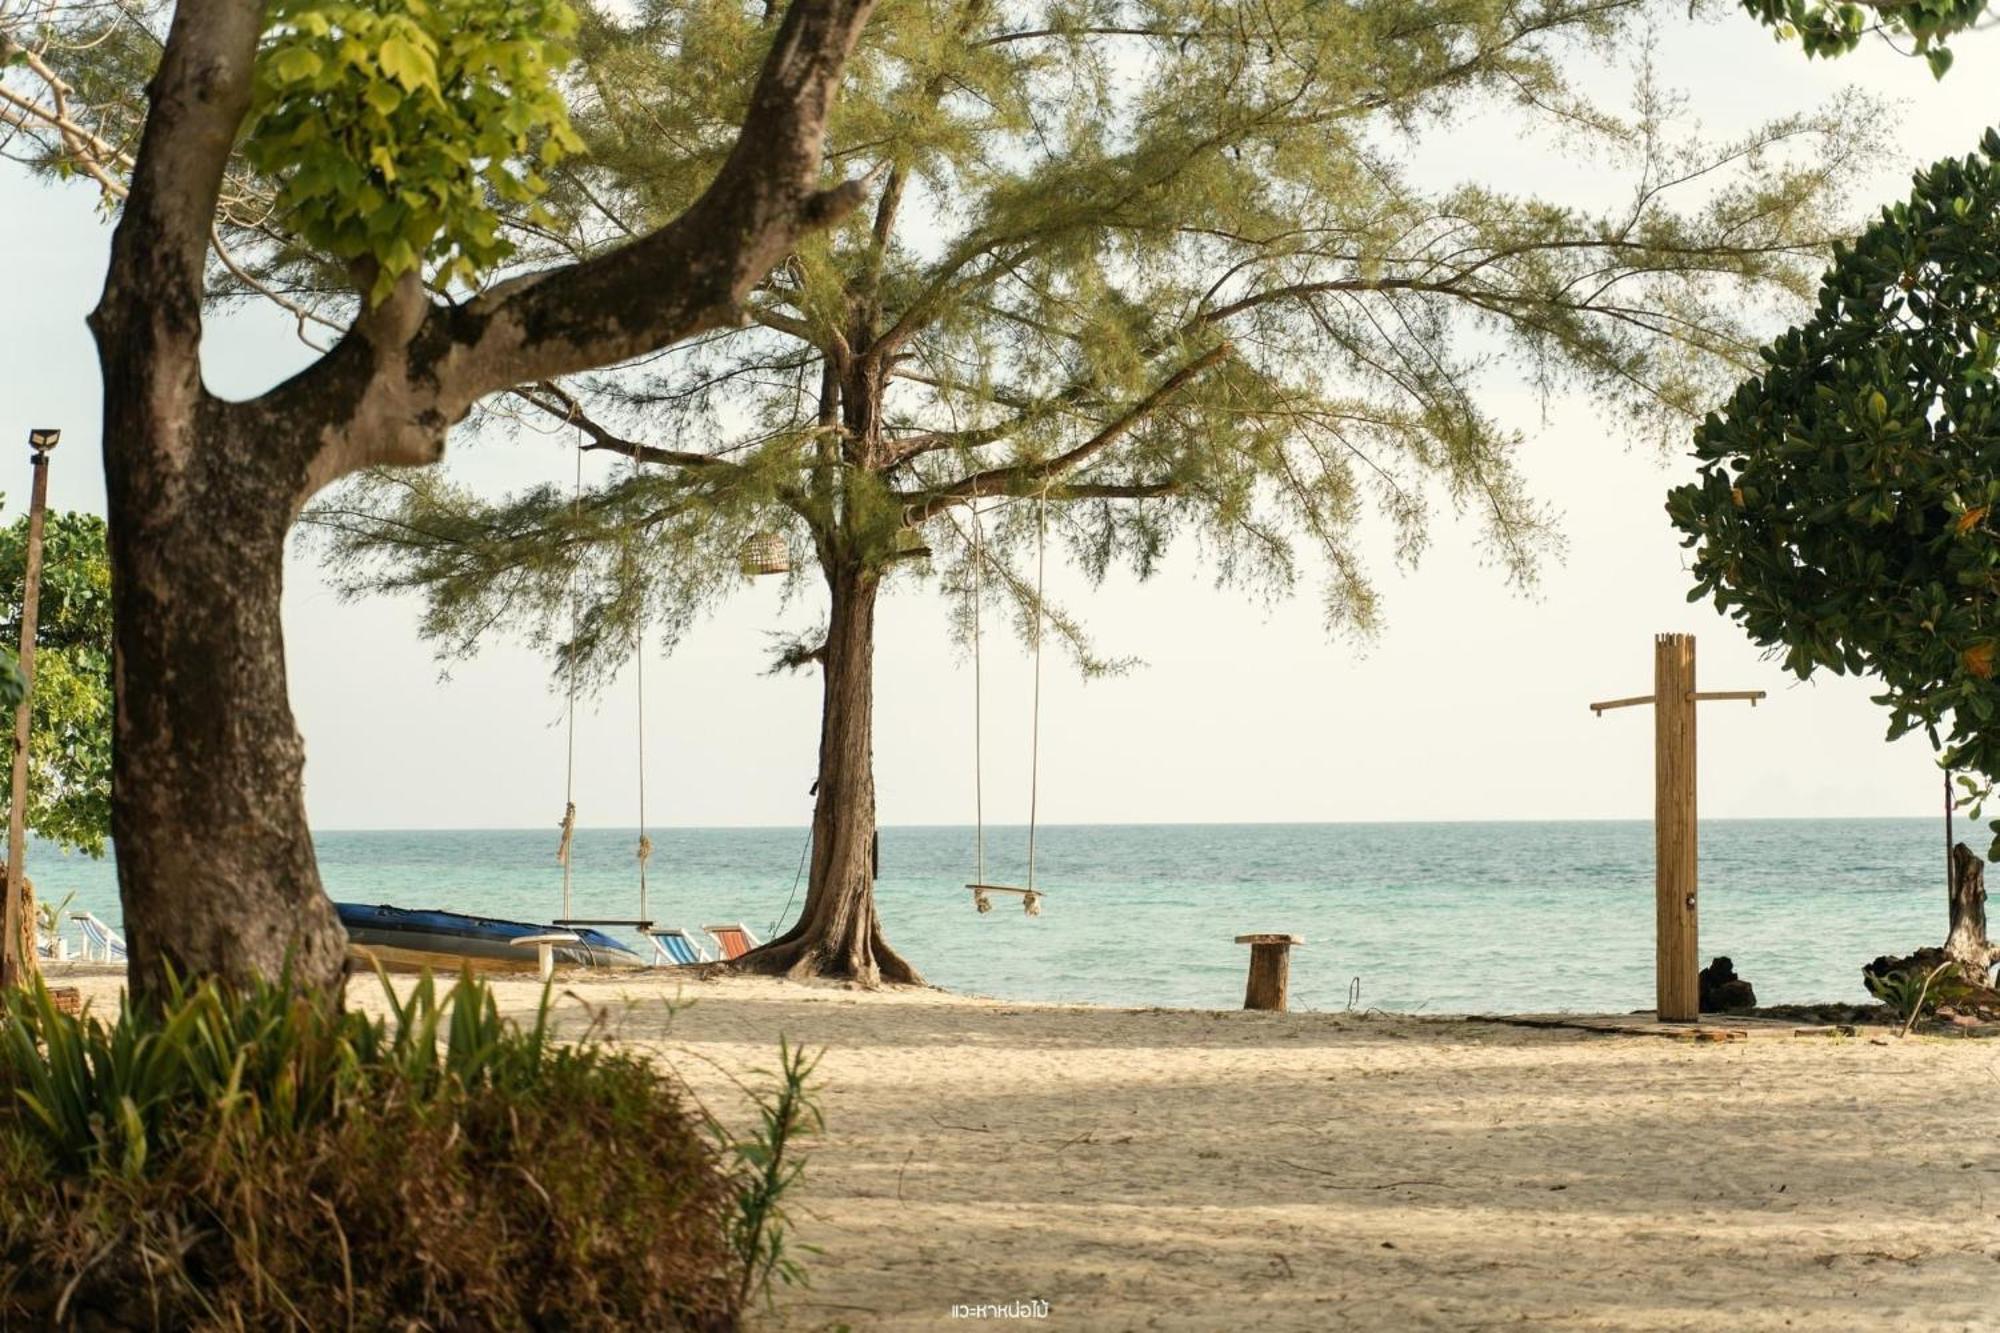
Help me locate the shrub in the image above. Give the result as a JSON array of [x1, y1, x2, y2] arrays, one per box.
[[0, 969, 803, 1330]]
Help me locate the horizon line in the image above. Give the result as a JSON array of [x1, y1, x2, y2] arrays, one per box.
[[291, 813, 1945, 834]]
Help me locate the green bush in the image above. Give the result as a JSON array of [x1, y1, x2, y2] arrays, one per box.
[[0, 969, 805, 1330]]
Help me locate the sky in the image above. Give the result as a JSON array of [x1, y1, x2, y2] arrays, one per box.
[[2, 6, 1997, 831]]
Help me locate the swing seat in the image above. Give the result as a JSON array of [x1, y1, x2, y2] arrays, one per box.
[[965, 884, 1045, 916]]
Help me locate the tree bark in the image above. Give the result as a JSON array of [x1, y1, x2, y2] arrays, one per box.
[[79, 0, 874, 1004], [98, 397, 346, 1004], [736, 562, 921, 985]]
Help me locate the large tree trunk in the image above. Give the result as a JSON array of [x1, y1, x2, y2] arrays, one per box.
[[736, 563, 921, 985], [99, 397, 346, 1005]]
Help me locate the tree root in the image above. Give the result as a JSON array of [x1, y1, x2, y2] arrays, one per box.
[[732, 928, 925, 988]]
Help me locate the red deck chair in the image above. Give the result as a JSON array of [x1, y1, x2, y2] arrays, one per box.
[[704, 923, 761, 961]]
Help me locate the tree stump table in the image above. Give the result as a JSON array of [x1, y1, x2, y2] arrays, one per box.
[[1236, 934, 1303, 1012], [510, 931, 580, 982]]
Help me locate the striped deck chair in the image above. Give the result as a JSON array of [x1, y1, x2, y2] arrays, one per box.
[[647, 928, 709, 967], [703, 923, 760, 961], [75, 912, 126, 963]]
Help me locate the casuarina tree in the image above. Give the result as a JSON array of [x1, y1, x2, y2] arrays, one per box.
[[295, 0, 1882, 984], [0, 0, 877, 1002]]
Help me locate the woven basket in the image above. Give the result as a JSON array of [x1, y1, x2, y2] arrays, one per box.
[[49, 986, 81, 1017], [739, 531, 791, 576]]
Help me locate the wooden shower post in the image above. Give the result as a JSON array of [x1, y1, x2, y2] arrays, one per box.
[[1589, 634, 1763, 1023], [1652, 635, 1699, 1024]]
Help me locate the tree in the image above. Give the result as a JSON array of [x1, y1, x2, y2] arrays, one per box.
[[0, 0, 876, 1002], [0, 510, 114, 856], [1665, 129, 2000, 971], [1668, 127, 2000, 805], [304, 0, 1879, 983], [1736, 0, 1987, 78]]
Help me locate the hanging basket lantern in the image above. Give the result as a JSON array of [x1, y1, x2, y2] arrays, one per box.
[[739, 531, 792, 577]]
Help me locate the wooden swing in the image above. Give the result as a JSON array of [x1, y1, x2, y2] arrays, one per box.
[[965, 500, 1047, 918], [552, 436, 657, 934]]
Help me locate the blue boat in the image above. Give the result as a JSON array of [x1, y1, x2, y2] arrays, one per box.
[[335, 902, 646, 974]]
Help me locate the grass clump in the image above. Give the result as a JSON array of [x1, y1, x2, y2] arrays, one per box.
[[0, 968, 805, 1330]]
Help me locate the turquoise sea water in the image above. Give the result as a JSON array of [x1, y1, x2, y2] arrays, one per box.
[[31, 819, 1954, 1013]]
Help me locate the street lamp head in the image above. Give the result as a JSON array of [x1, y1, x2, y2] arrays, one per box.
[[27, 429, 59, 453]]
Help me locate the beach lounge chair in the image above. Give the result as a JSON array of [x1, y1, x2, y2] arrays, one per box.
[[703, 923, 759, 961], [76, 912, 126, 963], [647, 927, 709, 967]]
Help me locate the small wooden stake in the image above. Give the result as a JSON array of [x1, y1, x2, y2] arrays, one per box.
[[1236, 933, 1302, 1012]]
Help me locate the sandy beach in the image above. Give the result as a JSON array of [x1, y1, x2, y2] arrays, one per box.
[[49, 967, 2000, 1330]]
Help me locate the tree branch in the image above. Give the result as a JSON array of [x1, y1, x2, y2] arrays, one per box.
[[414, 0, 880, 405], [88, 0, 263, 351], [902, 342, 1229, 521]]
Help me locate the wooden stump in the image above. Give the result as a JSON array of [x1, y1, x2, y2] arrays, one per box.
[[1236, 934, 1303, 1012]]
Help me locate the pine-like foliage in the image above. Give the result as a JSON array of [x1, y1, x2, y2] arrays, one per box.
[[288, 0, 1880, 680]]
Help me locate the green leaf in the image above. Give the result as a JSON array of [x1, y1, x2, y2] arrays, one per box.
[[376, 34, 436, 93], [269, 46, 323, 84]]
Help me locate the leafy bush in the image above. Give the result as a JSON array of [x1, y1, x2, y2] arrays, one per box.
[[0, 969, 813, 1329], [1668, 129, 2000, 851], [1864, 967, 1941, 1023], [245, 0, 584, 302]]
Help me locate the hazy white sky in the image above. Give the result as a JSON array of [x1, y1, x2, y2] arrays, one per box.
[[2, 7, 1995, 830]]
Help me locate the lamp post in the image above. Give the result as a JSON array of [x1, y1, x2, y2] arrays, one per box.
[[0, 428, 57, 989]]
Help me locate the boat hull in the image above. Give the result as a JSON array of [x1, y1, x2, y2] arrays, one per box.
[[334, 902, 647, 973]]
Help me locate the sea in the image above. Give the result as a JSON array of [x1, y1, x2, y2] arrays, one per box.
[[31, 819, 1956, 1014]]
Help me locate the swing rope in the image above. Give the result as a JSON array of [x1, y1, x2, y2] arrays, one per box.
[[971, 505, 986, 889], [966, 496, 1047, 917], [1026, 494, 1044, 896], [556, 427, 583, 920], [1023, 494, 1045, 916], [632, 456, 651, 927]]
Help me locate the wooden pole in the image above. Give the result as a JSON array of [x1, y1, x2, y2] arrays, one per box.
[[0, 430, 56, 990], [1654, 634, 1699, 1022]]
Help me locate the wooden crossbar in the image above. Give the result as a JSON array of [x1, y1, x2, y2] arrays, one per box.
[[1590, 690, 1766, 715], [1588, 693, 1654, 714], [966, 884, 1045, 896]]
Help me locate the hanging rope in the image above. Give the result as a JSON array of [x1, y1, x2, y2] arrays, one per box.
[[632, 458, 651, 927], [557, 426, 583, 920], [1026, 491, 1046, 893], [971, 505, 986, 889]]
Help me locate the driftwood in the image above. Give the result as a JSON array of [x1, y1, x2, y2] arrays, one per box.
[[1862, 843, 2000, 1018], [1944, 844, 1999, 978]]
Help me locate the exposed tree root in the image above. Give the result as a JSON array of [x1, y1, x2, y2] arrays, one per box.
[[733, 926, 924, 988]]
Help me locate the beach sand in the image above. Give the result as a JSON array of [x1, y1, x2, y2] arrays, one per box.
[[50, 968, 2000, 1330]]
